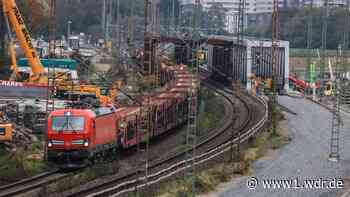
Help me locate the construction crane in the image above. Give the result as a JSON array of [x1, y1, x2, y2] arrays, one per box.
[[1, 0, 46, 83], [1, 0, 117, 106]]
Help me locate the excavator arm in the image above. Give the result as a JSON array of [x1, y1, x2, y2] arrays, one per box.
[[1, 0, 45, 82]]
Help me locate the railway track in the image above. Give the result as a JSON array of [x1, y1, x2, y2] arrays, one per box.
[[0, 73, 267, 197], [63, 79, 268, 197], [0, 170, 68, 197]]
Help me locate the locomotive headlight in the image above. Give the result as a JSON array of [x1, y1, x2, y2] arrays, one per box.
[[83, 140, 89, 147], [119, 122, 126, 129], [48, 141, 53, 148]]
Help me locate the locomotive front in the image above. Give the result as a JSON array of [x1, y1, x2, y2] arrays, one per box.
[[47, 109, 95, 168]]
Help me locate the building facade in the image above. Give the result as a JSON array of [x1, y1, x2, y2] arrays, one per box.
[[300, 0, 347, 7], [179, 0, 276, 33]]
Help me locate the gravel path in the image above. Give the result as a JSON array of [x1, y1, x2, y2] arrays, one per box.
[[215, 96, 350, 197]]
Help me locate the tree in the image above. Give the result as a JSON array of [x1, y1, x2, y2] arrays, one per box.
[[246, 7, 350, 49]]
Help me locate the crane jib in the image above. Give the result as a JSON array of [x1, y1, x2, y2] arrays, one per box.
[[13, 7, 35, 50], [21, 28, 35, 50], [13, 7, 24, 25]]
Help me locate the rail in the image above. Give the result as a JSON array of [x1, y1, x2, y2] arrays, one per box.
[[68, 80, 268, 197]]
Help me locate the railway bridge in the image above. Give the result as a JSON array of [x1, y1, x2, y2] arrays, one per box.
[[159, 35, 290, 93]]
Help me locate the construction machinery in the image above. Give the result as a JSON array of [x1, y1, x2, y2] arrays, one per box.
[[0, 0, 119, 106], [1, 0, 47, 83], [0, 110, 12, 142], [2, 0, 78, 86]]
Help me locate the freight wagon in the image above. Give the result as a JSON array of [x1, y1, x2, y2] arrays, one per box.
[[47, 64, 197, 168]]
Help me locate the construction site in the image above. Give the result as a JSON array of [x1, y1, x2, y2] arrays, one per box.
[[0, 0, 349, 197]]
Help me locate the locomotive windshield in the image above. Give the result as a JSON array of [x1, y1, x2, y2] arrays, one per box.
[[51, 116, 85, 132]]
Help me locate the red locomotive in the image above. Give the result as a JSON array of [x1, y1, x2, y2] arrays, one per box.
[[47, 64, 197, 168]]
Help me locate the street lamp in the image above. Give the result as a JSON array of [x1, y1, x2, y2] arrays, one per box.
[[67, 20, 72, 38], [67, 21, 72, 48]]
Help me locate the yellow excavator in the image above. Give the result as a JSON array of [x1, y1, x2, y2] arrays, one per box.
[[1, 0, 119, 106], [0, 110, 12, 142]]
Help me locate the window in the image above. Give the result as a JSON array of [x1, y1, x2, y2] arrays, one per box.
[[51, 116, 85, 132], [127, 121, 136, 140], [0, 128, 5, 136]]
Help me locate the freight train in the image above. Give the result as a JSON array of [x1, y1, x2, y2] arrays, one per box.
[[47, 64, 197, 168]]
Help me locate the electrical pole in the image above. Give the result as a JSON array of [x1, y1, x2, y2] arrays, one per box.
[[102, 0, 106, 34], [184, 0, 200, 196], [271, 0, 279, 135], [172, 0, 176, 35], [136, 96, 151, 196], [231, 0, 245, 162], [342, 0, 349, 76], [328, 0, 349, 162], [329, 45, 342, 162], [320, 0, 329, 98], [306, 3, 313, 91], [45, 0, 56, 161], [128, 0, 135, 49], [116, 0, 121, 64]]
